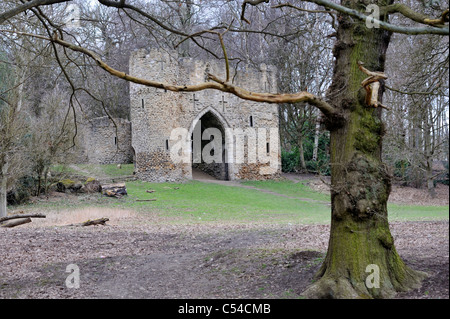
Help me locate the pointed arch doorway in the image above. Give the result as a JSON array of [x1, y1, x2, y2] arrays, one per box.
[[189, 108, 230, 181]]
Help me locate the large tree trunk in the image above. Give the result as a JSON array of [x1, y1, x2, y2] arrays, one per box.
[[304, 0, 427, 299]]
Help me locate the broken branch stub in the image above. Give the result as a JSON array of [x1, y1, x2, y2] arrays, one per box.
[[358, 61, 390, 110]]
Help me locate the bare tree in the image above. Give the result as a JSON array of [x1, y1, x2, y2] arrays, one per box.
[[0, 52, 30, 217], [384, 30, 449, 196], [29, 87, 75, 196]]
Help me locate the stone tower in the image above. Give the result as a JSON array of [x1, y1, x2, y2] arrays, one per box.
[[129, 49, 281, 182]]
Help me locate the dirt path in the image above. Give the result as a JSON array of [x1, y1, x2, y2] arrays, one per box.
[[0, 220, 448, 299]]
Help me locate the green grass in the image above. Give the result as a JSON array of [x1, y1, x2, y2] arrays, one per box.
[[51, 164, 134, 179], [388, 204, 449, 222], [240, 179, 448, 222], [241, 179, 331, 202], [119, 180, 448, 224], [120, 180, 332, 224], [19, 164, 450, 225], [51, 164, 79, 175]]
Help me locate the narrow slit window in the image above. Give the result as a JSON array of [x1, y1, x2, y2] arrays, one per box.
[[141, 99, 145, 108], [114, 137, 117, 145], [166, 139, 169, 151], [249, 115, 254, 127], [266, 142, 270, 154]]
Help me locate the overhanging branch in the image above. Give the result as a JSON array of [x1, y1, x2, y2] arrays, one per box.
[[272, 0, 449, 35], [241, 0, 270, 24], [0, 29, 339, 121], [0, 0, 70, 24], [380, 5, 449, 27]]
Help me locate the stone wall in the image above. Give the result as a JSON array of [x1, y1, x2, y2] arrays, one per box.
[[81, 116, 133, 165], [130, 48, 281, 182]]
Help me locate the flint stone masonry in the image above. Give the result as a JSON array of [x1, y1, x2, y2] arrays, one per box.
[[130, 49, 281, 182], [82, 116, 133, 165]]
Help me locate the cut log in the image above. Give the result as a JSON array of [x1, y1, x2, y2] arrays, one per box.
[[102, 183, 127, 198], [0, 213, 46, 224], [1, 217, 32, 228], [68, 217, 110, 227]]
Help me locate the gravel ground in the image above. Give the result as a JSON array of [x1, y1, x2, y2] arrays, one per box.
[[0, 218, 448, 299]]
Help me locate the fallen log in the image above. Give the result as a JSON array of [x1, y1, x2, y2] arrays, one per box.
[[81, 218, 109, 226], [0, 213, 46, 224], [68, 218, 110, 227], [136, 199, 157, 202], [1, 217, 32, 228], [102, 183, 127, 198]]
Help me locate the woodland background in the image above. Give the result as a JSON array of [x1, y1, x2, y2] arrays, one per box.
[[0, 0, 448, 205]]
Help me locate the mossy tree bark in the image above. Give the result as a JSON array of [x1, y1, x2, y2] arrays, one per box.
[[303, 0, 428, 299]]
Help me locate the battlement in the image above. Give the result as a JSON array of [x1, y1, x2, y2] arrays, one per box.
[[130, 48, 278, 95]]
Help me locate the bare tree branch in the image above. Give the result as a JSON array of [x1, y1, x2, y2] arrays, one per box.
[[274, 0, 449, 35], [273, 3, 335, 15], [241, 0, 270, 24], [380, 4, 449, 27], [0, 0, 70, 24], [97, 0, 190, 37], [0, 29, 339, 120]]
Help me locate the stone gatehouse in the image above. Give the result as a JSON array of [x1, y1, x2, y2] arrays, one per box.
[[129, 49, 281, 182]]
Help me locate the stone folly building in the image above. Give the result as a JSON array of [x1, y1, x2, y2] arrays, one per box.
[[129, 49, 281, 182]]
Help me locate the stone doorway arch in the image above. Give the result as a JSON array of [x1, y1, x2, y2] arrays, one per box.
[[189, 107, 231, 181]]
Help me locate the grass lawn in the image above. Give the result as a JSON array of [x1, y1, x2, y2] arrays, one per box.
[[387, 203, 449, 222], [120, 180, 332, 224], [241, 179, 449, 222], [51, 164, 135, 178], [242, 179, 331, 202], [116, 179, 448, 224], [18, 166, 449, 225]]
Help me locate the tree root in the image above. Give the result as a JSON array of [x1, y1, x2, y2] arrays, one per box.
[[302, 266, 428, 299]]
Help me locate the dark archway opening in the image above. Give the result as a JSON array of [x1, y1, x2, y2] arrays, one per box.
[[192, 111, 229, 181]]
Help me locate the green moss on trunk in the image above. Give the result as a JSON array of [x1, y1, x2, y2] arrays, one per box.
[[303, 0, 427, 299]]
